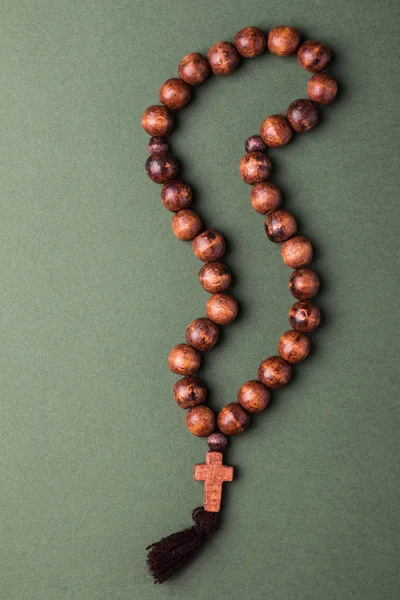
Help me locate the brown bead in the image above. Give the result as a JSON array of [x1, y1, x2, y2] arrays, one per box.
[[145, 152, 179, 184], [141, 105, 174, 137], [237, 380, 271, 413], [234, 26, 266, 58], [289, 268, 320, 300], [185, 405, 216, 437], [267, 26, 301, 56], [289, 301, 321, 333], [207, 41, 240, 75], [161, 180, 192, 212], [265, 210, 297, 243], [185, 318, 219, 351], [308, 73, 338, 105], [173, 376, 207, 408], [206, 293, 238, 325], [207, 432, 228, 452], [159, 77, 192, 110], [258, 356, 292, 389], [239, 152, 271, 184], [286, 99, 319, 133], [281, 236, 313, 268], [168, 343, 201, 375], [171, 209, 202, 241], [250, 182, 282, 214], [147, 136, 169, 154], [297, 40, 331, 72], [245, 135, 266, 153], [217, 402, 250, 436], [278, 330, 311, 363], [198, 262, 231, 293], [260, 115, 293, 147], [192, 229, 226, 263], [178, 52, 210, 85]]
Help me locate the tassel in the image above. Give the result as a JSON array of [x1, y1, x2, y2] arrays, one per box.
[[146, 507, 220, 583]]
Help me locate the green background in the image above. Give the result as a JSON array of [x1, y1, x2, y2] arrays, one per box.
[[1, 1, 399, 599]]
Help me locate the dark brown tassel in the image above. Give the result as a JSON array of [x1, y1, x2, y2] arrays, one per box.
[[146, 507, 220, 583]]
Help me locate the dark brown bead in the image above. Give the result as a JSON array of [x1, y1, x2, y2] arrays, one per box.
[[265, 210, 297, 243], [250, 182, 282, 214], [237, 380, 271, 413], [145, 152, 179, 184], [308, 73, 338, 105], [141, 105, 174, 137], [207, 432, 228, 452], [171, 209, 202, 241], [173, 377, 207, 408], [185, 405, 216, 437], [286, 99, 319, 133], [281, 236, 313, 268], [260, 115, 293, 147], [239, 152, 271, 184], [185, 318, 219, 351], [217, 402, 250, 436], [161, 180, 192, 212], [289, 268, 320, 300], [206, 293, 238, 325], [147, 136, 169, 154], [289, 301, 321, 333], [159, 77, 192, 110], [207, 41, 240, 75], [297, 40, 331, 72], [267, 26, 301, 56], [234, 26, 266, 58], [168, 343, 201, 375], [198, 262, 231, 293], [258, 356, 292, 389], [245, 135, 267, 153], [192, 229, 226, 263], [278, 330, 311, 363], [178, 52, 210, 85]]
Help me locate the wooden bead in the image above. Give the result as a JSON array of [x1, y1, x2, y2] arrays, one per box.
[[206, 293, 238, 325], [145, 152, 179, 184], [207, 432, 228, 452], [289, 301, 321, 333], [260, 115, 293, 147], [245, 135, 266, 153], [234, 26, 266, 58], [289, 268, 320, 300], [286, 99, 319, 133], [237, 380, 271, 413], [278, 330, 311, 363], [207, 41, 240, 75], [141, 105, 174, 137], [250, 182, 282, 214], [308, 73, 338, 105], [171, 209, 202, 241], [168, 343, 201, 375], [173, 376, 207, 408], [239, 152, 271, 184], [217, 402, 250, 435], [297, 40, 331, 72], [267, 26, 301, 56], [161, 180, 192, 212], [192, 229, 226, 262], [185, 318, 219, 351], [281, 236, 313, 268], [198, 262, 231, 293], [178, 52, 210, 85], [258, 356, 292, 389], [265, 210, 297, 243], [185, 405, 216, 437], [159, 77, 192, 110], [147, 136, 169, 154]]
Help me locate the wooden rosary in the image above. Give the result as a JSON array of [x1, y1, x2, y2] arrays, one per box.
[[141, 26, 337, 583]]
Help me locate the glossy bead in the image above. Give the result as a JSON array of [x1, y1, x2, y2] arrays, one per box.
[[171, 209, 202, 241], [286, 99, 319, 133], [141, 105, 174, 137], [206, 293, 238, 325], [267, 26, 301, 56], [250, 182, 282, 214], [289, 268, 320, 300], [198, 262, 231, 293], [185, 405, 216, 437], [161, 180, 192, 212], [237, 380, 271, 413], [281, 236, 313, 268], [159, 77, 192, 110], [289, 301, 321, 333], [147, 136, 169, 154], [245, 135, 266, 153], [265, 210, 297, 243], [217, 402, 250, 436], [278, 330, 311, 363], [178, 52, 210, 85], [185, 318, 219, 351], [145, 152, 179, 184], [192, 229, 226, 262], [297, 40, 331, 72], [260, 115, 293, 147], [173, 377, 207, 408], [234, 26, 266, 58], [207, 432, 228, 452], [207, 41, 240, 75], [308, 73, 338, 105], [258, 356, 292, 389], [239, 152, 271, 184], [168, 343, 201, 375]]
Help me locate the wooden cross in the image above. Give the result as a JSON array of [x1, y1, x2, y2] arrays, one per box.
[[194, 451, 234, 512]]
